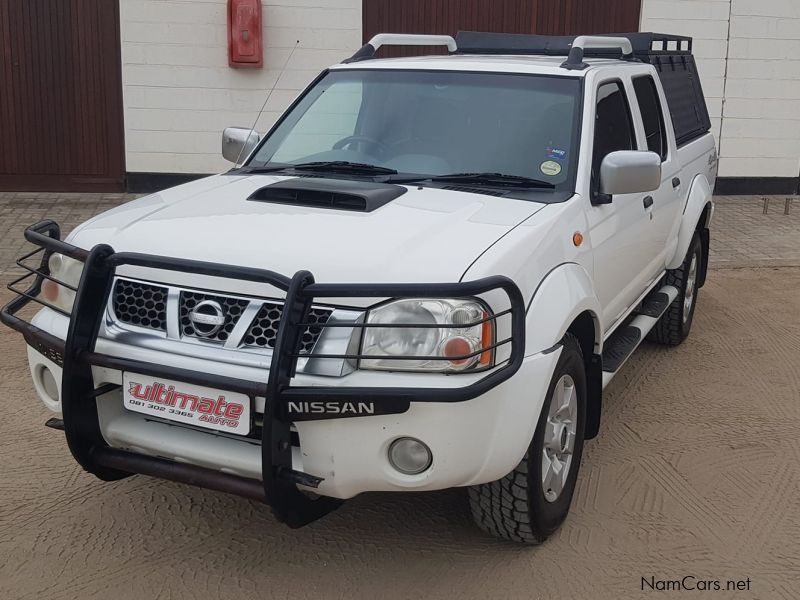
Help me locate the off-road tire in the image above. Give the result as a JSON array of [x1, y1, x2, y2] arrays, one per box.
[[648, 232, 702, 346], [468, 334, 586, 543]]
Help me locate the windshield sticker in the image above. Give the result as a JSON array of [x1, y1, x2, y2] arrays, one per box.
[[540, 161, 562, 176], [546, 147, 567, 160]]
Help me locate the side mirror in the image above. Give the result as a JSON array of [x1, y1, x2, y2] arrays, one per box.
[[599, 150, 661, 196], [222, 127, 260, 164]]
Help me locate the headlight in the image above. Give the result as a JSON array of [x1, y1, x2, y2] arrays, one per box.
[[40, 253, 83, 314], [359, 298, 494, 372]]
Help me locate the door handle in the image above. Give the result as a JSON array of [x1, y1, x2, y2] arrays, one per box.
[[672, 177, 681, 189], [643, 195, 654, 209]]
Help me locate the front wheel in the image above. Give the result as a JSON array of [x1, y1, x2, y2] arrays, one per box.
[[468, 334, 586, 543]]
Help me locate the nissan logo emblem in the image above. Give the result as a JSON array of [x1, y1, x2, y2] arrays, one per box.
[[189, 300, 226, 337]]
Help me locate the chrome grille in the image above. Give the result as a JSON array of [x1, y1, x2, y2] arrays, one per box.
[[112, 279, 168, 331], [179, 291, 248, 343], [243, 302, 331, 353], [111, 278, 334, 354]]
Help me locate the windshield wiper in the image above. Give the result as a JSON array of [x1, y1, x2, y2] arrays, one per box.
[[422, 172, 555, 189], [290, 161, 397, 175], [237, 163, 295, 174], [239, 161, 397, 176]]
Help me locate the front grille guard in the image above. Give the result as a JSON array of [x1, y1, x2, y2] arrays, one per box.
[[1, 220, 526, 528]]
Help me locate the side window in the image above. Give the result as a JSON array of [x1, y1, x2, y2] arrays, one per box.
[[592, 81, 635, 192], [633, 76, 668, 161]]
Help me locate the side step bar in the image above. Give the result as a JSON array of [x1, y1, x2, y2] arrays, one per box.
[[601, 285, 678, 388]]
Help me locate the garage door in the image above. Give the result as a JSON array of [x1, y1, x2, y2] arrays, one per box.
[[363, 0, 642, 56], [0, 0, 125, 191]]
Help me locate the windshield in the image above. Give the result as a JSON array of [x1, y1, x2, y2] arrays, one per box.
[[248, 69, 581, 189]]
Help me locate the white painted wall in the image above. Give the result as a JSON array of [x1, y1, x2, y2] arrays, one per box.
[[119, 0, 362, 174], [642, 0, 800, 179], [121, 1, 799, 180]]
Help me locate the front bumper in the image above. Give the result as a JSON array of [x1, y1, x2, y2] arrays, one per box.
[[3, 221, 530, 527], [26, 330, 559, 499]]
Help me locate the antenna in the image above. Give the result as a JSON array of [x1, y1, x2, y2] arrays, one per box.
[[235, 39, 301, 166]]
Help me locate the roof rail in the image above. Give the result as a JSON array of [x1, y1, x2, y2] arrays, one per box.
[[561, 36, 635, 70], [343, 34, 457, 63]]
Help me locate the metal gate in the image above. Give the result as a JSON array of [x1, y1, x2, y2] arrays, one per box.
[[0, 0, 125, 192], [363, 0, 643, 56]]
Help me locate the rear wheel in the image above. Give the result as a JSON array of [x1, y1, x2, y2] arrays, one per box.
[[648, 232, 702, 346], [468, 334, 586, 543]]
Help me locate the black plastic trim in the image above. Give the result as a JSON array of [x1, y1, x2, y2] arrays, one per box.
[[714, 176, 800, 196], [342, 42, 376, 63], [584, 353, 603, 439], [697, 226, 710, 289], [248, 177, 407, 212], [601, 325, 641, 373], [637, 292, 670, 318], [45, 417, 65, 431]]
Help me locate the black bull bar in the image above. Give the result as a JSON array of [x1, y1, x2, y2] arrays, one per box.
[[1, 220, 526, 527]]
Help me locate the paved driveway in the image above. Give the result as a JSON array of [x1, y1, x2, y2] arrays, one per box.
[[0, 193, 798, 599]]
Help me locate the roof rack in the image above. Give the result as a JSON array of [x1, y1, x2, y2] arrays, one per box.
[[343, 31, 694, 70], [344, 34, 457, 63], [454, 31, 693, 69]]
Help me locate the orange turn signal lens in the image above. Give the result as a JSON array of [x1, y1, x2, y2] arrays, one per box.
[[480, 312, 494, 366], [443, 336, 472, 366]]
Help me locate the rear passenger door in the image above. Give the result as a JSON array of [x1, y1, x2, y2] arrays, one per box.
[[631, 74, 682, 275], [586, 80, 655, 328]]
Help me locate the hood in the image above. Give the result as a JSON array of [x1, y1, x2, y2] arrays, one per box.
[[68, 175, 547, 292]]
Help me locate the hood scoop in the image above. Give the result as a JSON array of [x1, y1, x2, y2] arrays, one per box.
[[247, 177, 407, 212]]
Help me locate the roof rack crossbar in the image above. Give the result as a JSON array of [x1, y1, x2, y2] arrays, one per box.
[[343, 34, 457, 63], [561, 35, 635, 70]]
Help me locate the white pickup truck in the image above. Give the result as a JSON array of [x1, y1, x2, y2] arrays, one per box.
[[3, 31, 717, 543]]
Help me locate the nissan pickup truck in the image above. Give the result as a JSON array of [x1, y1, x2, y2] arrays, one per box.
[[2, 31, 717, 543]]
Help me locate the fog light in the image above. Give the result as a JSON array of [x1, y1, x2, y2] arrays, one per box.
[[388, 437, 432, 475], [39, 366, 59, 402]]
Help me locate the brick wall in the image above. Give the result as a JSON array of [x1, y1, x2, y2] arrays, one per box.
[[641, 0, 800, 179], [119, 0, 361, 174]]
